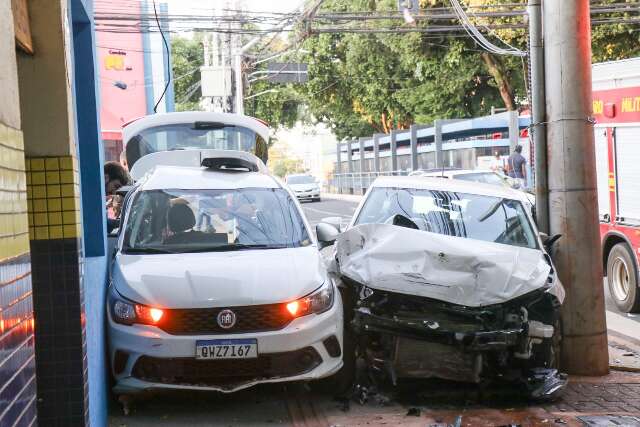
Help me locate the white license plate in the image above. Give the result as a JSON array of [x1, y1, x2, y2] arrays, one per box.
[[195, 339, 258, 359]]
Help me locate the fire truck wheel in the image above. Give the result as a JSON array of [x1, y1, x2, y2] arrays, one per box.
[[607, 243, 640, 313]]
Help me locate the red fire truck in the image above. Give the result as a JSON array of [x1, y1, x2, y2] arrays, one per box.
[[592, 58, 640, 313]]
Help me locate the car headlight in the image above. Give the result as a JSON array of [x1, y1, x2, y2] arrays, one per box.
[[109, 286, 164, 326], [285, 282, 334, 318]]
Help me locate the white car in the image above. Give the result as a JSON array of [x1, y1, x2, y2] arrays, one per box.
[[286, 174, 321, 202], [316, 176, 567, 400], [108, 152, 344, 395], [409, 168, 537, 208]]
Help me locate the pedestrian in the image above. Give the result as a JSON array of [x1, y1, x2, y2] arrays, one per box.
[[506, 145, 527, 188], [490, 151, 505, 174], [104, 161, 131, 233]]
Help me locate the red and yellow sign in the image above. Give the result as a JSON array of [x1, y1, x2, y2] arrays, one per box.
[[593, 86, 640, 124]]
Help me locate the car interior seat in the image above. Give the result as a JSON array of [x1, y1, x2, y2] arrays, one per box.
[[165, 203, 226, 245]]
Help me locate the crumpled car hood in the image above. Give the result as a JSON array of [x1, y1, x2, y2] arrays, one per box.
[[335, 224, 557, 307]]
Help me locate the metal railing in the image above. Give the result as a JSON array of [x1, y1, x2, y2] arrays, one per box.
[[325, 171, 410, 194]]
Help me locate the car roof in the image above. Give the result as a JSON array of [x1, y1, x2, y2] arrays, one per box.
[[419, 169, 493, 177], [139, 165, 280, 191], [371, 175, 527, 201]]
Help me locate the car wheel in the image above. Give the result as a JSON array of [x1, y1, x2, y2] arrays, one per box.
[[607, 243, 640, 313]]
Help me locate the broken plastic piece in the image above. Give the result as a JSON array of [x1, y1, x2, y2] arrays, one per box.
[[525, 368, 568, 400]]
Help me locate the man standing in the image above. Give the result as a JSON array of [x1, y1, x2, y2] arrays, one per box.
[[506, 145, 527, 188], [104, 161, 130, 233]]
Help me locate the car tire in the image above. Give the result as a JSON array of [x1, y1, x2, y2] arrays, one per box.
[[607, 243, 640, 313]]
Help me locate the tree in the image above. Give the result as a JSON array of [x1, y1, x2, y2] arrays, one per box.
[[171, 35, 204, 112]]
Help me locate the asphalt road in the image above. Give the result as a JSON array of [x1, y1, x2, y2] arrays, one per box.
[[299, 196, 359, 229]]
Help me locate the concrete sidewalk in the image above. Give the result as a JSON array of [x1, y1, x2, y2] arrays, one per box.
[[318, 370, 640, 427]]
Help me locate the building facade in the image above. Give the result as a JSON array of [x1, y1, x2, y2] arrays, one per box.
[[96, 0, 174, 162]]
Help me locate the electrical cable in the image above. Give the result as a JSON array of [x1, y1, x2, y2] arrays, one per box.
[[152, 0, 171, 113]]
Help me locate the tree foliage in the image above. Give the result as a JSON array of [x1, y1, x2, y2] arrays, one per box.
[[172, 1, 640, 141], [171, 35, 204, 112]]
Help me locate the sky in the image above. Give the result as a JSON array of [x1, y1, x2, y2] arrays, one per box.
[[167, 0, 304, 19]]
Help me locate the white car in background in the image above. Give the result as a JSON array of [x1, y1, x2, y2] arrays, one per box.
[[410, 168, 536, 207], [286, 174, 321, 202]]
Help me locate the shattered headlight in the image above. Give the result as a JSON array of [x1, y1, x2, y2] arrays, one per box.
[[286, 282, 335, 318]]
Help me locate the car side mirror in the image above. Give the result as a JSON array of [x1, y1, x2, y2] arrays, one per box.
[[539, 232, 562, 251], [316, 222, 340, 249], [321, 216, 344, 232]]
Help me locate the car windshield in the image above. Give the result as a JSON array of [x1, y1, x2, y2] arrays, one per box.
[[122, 188, 311, 254], [125, 123, 268, 169], [287, 175, 315, 185], [454, 172, 507, 186], [355, 187, 538, 249]]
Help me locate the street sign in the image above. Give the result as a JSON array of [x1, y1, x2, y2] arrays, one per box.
[[266, 63, 308, 84]]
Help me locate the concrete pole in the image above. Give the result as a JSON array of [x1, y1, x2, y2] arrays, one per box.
[[336, 141, 342, 194], [544, 0, 608, 375], [508, 110, 519, 152], [359, 137, 366, 194], [234, 37, 260, 115], [434, 120, 444, 168], [410, 125, 419, 171], [390, 130, 398, 174], [528, 0, 549, 234]]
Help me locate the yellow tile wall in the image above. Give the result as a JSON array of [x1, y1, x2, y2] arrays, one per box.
[[26, 155, 82, 240], [0, 123, 30, 260]]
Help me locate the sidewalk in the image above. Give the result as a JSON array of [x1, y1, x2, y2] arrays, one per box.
[[319, 370, 640, 427]]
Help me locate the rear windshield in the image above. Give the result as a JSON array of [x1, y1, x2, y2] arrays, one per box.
[[355, 187, 538, 249], [125, 123, 268, 169], [122, 188, 311, 254]]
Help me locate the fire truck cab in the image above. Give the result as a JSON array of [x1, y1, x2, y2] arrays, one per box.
[[593, 58, 640, 313]]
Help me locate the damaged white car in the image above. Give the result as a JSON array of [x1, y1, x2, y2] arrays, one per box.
[[317, 176, 567, 400]]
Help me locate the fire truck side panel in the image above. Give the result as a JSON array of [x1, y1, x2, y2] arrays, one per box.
[[592, 79, 640, 300]]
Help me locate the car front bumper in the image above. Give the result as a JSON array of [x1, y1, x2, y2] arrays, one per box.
[[108, 295, 343, 394], [294, 191, 320, 200]]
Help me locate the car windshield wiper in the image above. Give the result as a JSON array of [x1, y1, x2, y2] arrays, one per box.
[[182, 243, 289, 253], [478, 198, 506, 222], [123, 247, 177, 254]]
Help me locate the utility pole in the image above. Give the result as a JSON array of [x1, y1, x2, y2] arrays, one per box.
[[544, 0, 609, 375], [528, 0, 549, 233], [234, 37, 260, 115]]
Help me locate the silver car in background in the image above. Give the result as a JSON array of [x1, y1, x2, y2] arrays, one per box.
[[286, 174, 321, 202]]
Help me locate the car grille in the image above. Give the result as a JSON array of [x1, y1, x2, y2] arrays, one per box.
[[157, 304, 293, 335], [131, 347, 322, 388]]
